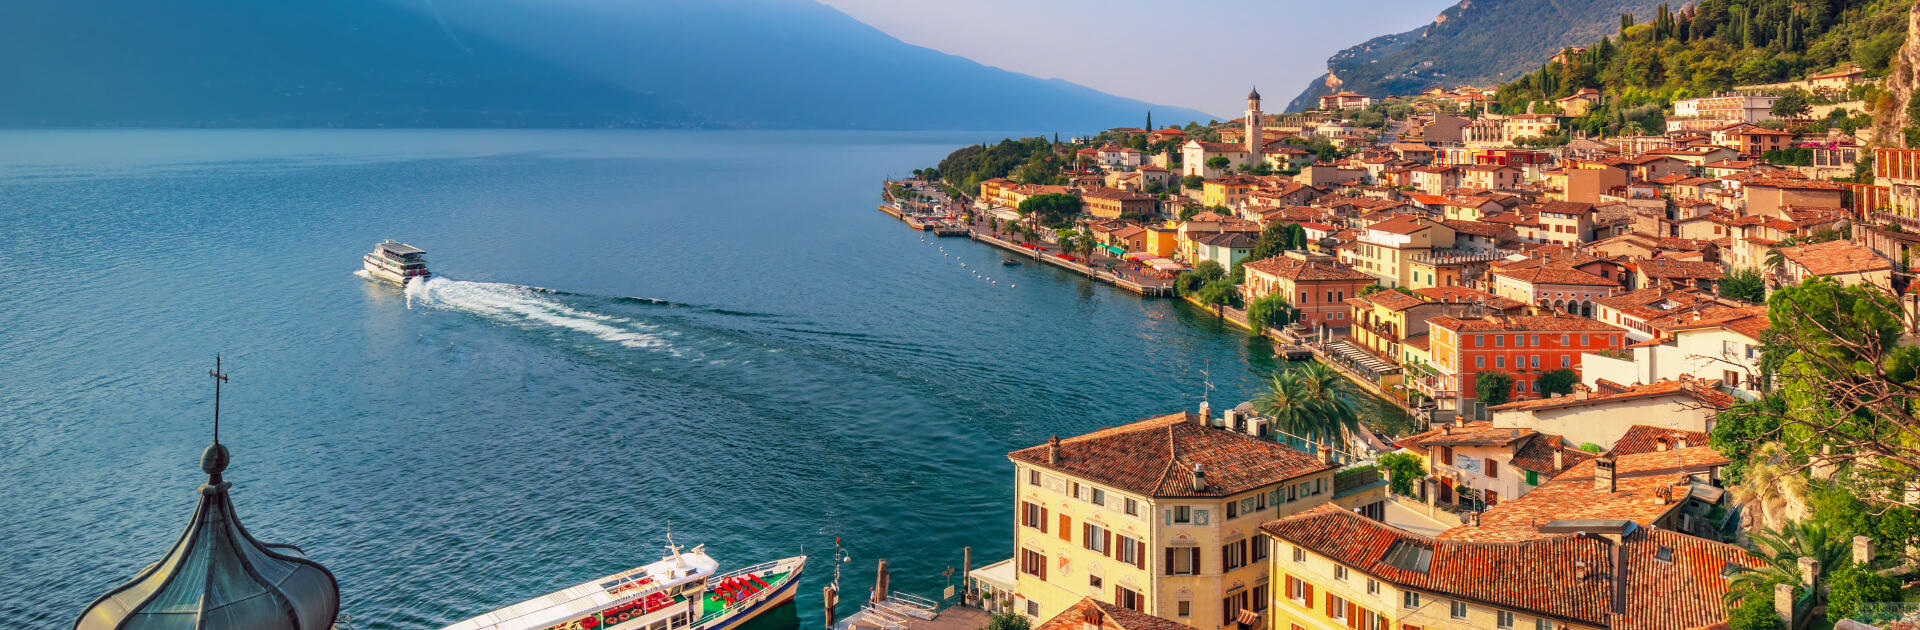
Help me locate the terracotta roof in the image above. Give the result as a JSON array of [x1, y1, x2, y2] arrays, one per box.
[[1263, 505, 1616, 625], [1776, 240, 1892, 275], [1367, 214, 1439, 235], [1036, 598, 1197, 630], [1192, 231, 1257, 249], [1403, 333, 1430, 351], [1242, 255, 1373, 282], [1747, 177, 1844, 191], [1404, 421, 1534, 448], [1412, 286, 1526, 310], [1665, 305, 1769, 340], [1488, 377, 1735, 414], [1442, 446, 1730, 543], [1007, 412, 1330, 498], [1428, 314, 1626, 333], [1509, 434, 1595, 476], [1441, 219, 1511, 238], [1357, 289, 1428, 312], [1493, 267, 1619, 287], [1608, 425, 1711, 457], [1632, 257, 1724, 280]]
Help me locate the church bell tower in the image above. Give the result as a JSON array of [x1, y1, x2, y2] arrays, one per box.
[[1245, 86, 1263, 155]]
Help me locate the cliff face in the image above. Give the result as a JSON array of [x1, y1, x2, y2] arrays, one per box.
[[1284, 0, 1666, 111], [1884, 0, 1920, 145]]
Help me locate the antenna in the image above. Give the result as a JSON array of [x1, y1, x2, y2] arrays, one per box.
[[1199, 359, 1216, 406]]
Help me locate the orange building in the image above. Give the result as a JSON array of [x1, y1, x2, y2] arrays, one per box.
[[1423, 314, 1627, 405]]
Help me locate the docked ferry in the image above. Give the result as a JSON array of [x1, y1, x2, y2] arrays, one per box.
[[362, 240, 430, 284], [439, 544, 805, 630]]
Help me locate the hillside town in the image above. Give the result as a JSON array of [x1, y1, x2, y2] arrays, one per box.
[[888, 48, 1920, 630]]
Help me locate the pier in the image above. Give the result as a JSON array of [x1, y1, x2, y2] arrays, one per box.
[[969, 231, 1172, 296]]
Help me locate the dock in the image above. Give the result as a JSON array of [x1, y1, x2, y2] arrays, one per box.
[[833, 597, 986, 630], [969, 231, 1172, 297]]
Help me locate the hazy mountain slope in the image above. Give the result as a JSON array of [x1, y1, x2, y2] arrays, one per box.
[[1285, 0, 1667, 111], [0, 0, 1212, 130]]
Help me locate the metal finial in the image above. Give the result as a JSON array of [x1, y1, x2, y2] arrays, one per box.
[[209, 355, 230, 445]]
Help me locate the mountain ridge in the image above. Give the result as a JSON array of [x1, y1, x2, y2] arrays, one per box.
[[0, 0, 1213, 131], [1284, 0, 1668, 111]]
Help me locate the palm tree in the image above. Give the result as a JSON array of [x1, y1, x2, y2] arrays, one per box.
[[1730, 442, 1810, 531], [1253, 370, 1317, 441], [1291, 362, 1361, 446], [1724, 520, 1846, 606]]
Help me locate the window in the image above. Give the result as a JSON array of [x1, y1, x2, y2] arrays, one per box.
[[1495, 335, 1505, 347], [1021, 502, 1048, 532], [1535, 619, 1553, 630], [1515, 335, 1525, 348], [1439, 446, 1453, 466], [1058, 514, 1072, 542], [1223, 590, 1250, 626], [1226, 500, 1239, 519], [1019, 549, 1047, 580], [1475, 356, 1486, 368], [1498, 610, 1515, 628], [1116, 535, 1144, 569], [1330, 595, 1348, 621], [1176, 601, 1190, 617], [1292, 546, 1306, 563], [1495, 356, 1505, 369], [1531, 335, 1540, 346], [1124, 498, 1139, 516], [1084, 523, 1109, 554], [1167, 547, 1201, 575], [1402, 592, 1420, 609], [1560, 334, 1569, 346], [1222, 540, 1248, 571], [1486, 458, 1498, 479], [1723, 370, 1739, 388], [1561, 355, 1571, 367], [1334, 566, 1348, 580], [1071, 482, 1082, 499], [1451, 601, 1469, 619], [1475, 335, 1485, 347], [1027, 601, 1039, 617], [1251, 536, 1269, 562], [1530, 355, 1540, 368], [1252, 584, 1268, 612], [1089, 574, 1102, 589], [1366, 579, 1379, 595], [1580, 334, 1589, 345], [1091, 488, 1106, 506], [1028, 470, 1039, 486], [1173, 506, 1191, 523], [1256, 492, 1268, 510]]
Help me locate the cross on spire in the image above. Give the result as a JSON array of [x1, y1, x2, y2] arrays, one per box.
[[210, 355, 229, 444]]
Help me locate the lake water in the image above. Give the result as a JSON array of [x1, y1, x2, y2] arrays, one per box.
[[0, 130, 1402, 629]]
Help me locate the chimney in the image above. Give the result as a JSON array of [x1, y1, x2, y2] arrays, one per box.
[[1453, 414, 1466, 428], [1222, 409, 1240, 430], [1190, 463, 1207, 493], [1197, 401, 1211, 426], [1574, 560, 1589, 580], [1442, 425, 1453, 435], [1048, 435, 1061, 466], [1553, 447, 1565, 472], [1676, 436, 1691, 449], [1082, 605, 1105, 630], [1572, 383, 1591, 401], [1654, 437, 1669, 452], [1594, 456, 1617, 493]]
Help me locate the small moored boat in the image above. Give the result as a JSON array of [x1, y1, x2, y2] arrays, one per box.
[[439, 541, 804, 630], [1001, 259, 1021, 266], [363, 240, 430, 284]]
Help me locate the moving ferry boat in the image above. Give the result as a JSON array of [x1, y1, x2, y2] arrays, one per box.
[[362, 240, 430, 284], [441, 543, 805, 630]]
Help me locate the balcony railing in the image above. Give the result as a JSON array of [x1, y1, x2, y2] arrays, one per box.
[[1409, 249, 1515, 265]]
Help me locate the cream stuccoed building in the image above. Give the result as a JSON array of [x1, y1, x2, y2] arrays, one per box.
[[995, 405, 1384, 630]]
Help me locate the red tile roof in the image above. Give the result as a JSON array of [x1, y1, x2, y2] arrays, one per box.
[[1776, 240, 1892, 275], [1243, 255, 1374, 282], [1403, 421, 1533, 448], [1608, 425, 1712, 457], [1007, 412, 1330, 498], [1493, 267, 1619, 287], [1488, 377, 1735, 414], [1367, 214, 1440, 235], [1037, 598, 1197, 630], [1428, 314, 1626, 333], [1442, 446, 1730, 543]]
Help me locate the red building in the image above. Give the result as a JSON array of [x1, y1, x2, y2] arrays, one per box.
[[1423, 314, 1628, 403]]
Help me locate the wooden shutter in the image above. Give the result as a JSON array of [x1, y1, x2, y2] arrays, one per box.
[[1486, 489, 1499, 506], [1190, 548, 1202, 575], [1165, 548, 1175, 575], [1135, 540, 1146, 569], [1040, 507, 1049, 533], [1304, 582, 1313, 603], [1325, 593, 1334, 617], [1103, 531, 1113, 557], [1486, 458, 1498, 479], [1346, 602, 1359, 629], [1059, 514, 1071, 541], [1039, 552, 1046, 581]]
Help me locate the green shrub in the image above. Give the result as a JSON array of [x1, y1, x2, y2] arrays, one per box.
[[1827, 563, 1900, 621]]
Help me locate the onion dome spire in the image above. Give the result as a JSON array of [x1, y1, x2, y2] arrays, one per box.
[[74, 356, 340, 630], [1247, 86, 1261, 101]]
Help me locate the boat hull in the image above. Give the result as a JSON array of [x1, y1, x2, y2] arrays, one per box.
[[363, 255, 428, 284]]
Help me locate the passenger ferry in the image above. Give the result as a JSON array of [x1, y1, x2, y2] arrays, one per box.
[[362, 240, 430, 284], [439, 542, 805, 630]]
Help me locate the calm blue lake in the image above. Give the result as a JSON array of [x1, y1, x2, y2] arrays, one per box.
[[0, 130, 1393, 629]]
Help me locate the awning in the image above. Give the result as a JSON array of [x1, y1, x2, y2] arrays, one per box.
[[1102, 244, 1126, 255], [1235, 610, 1260, 626], [1151, 260, 1186, 272]]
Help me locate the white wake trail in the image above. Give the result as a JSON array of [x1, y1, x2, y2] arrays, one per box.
[[405, 277, 671, 349]]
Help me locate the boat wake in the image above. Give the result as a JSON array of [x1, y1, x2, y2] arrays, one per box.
[[403, 276, 672, 349]]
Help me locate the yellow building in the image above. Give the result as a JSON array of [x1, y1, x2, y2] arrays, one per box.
[[1004, 408, 1368, 629], [1262, 504, 1752, 630], [1341, 215, 1454, 288], [1201, 175, 1257, 210], [1146, 225, 1181, 258]]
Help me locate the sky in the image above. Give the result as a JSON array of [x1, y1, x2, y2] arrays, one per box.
[[819, 0, 1458, 120]]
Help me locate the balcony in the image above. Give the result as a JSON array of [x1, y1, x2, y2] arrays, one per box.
[[1409, 249, 1515, 266]]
